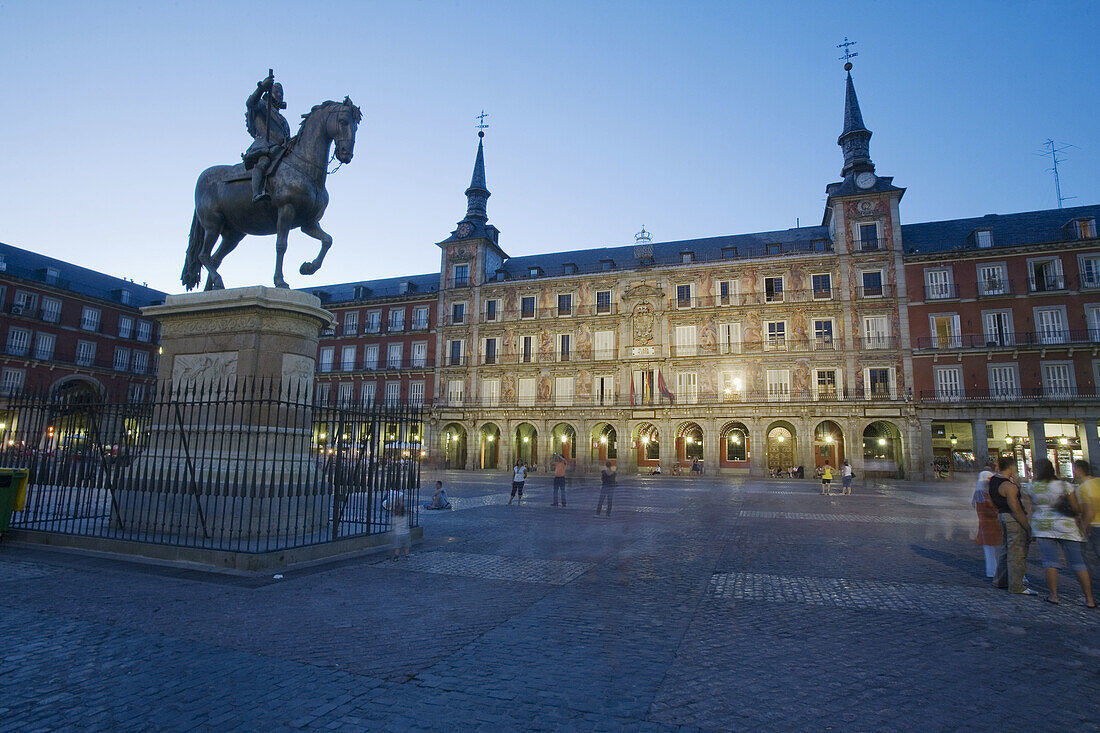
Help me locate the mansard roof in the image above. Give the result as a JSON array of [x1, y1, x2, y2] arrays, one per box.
[[0, 241, 167, 307], [307, 272, 440, 304], [900, 203, 1100, 255]]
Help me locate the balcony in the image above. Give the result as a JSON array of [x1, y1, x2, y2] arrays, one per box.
[[363, 324, 381, 334], [857, 336, 897, 350], [1028, 275, 1067, 293], [856, 284, 892, 299], [812, 288, 832, 301], [408, 319, 430, 331], [428, 386, 910, 409], [976, 279, 1015, 298], [924, 283, 959, 301], [919, 388, 1096, 403], [856, 237, 888, 252], [914, 330, 1097, 350], [445, 354, 469, 367]]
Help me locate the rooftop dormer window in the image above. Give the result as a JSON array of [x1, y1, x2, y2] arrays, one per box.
[[528, 266, 542, 278], [1073, 218, 1097, 240], [766, 242, 782, 255], [600, 259, 614, 271], [722, 246, 738, 259], [973, 229, 993, 248], [45, 267, 59, 284], [681, 251, 694, 264], [563, 263, 577, 275]]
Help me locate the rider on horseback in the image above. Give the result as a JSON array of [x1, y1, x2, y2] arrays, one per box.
[[243, 71, 291, 203]]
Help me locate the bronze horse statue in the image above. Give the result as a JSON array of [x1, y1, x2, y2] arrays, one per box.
[[183, 98, 362, 290]]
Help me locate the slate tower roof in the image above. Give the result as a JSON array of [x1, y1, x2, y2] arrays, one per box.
[[838, 71, 875, 178]]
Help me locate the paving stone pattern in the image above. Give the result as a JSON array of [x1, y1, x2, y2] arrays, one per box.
[[1, 472, 1098, 731]]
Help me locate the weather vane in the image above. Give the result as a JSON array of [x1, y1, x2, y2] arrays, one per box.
[[476, 110, 490, 137], [837, 37, 858, 70]]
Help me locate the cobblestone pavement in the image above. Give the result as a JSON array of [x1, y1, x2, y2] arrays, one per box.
[[2, 472, 1099, 731]]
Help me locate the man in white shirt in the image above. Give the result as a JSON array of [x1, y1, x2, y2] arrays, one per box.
[[841, 460, 854, 495]]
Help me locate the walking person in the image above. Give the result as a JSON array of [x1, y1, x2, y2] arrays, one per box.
[[508, 460, 527, 505], [841, 460, 854, 495], [972, 460, 1002, 578], [551, 453, 568, 506], [1026, 458, 1095, 607], [820, 461, 833, 496], [989, 456, 1037, 595], [1073, 459, 1100, 571], [596, 461, 616, 517]]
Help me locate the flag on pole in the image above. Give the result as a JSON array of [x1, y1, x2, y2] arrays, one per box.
[[658, 370, 675, 403]]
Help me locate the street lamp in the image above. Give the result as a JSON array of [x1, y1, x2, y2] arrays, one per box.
[[949, 434, 958, 445], [1058, 435, 1069, 445], [878, 437, 887, 446], [825, 435, 834, 444]]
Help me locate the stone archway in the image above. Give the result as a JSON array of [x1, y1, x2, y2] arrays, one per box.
[[550, 423, 577, 460], [477, 423, 501, 469], [863, 420, 904, 477], [631, 422, 660, 468], [814, 420, 845, 470], [441, 423, 467, 469], [590, 423, 618, 465], [719, 420, 749, 466], [765, 421, 796, 474], [676, 421, 704, 465], [514, 423, 538, 467]]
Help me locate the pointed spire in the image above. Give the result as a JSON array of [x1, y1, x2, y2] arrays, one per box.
[[463, 131, 490, 221], [837, 69, 874, 178]]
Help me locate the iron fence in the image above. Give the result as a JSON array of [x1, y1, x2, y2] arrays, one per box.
[[0, 380, 422, 553]]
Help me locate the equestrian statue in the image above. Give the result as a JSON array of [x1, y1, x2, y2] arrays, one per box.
[[183, 70, 362, 291]]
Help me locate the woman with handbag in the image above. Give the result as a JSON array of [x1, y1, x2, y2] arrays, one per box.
[[1025, 458, 1096, 607]]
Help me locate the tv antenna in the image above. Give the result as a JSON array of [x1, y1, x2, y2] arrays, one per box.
[[1036, 139, 1076, 208]]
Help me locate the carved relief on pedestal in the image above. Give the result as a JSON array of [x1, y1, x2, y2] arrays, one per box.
[[281, 354, 315, 399], [173, 351, 238, 390]]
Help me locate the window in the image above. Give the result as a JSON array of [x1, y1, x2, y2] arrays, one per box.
[[483, 337, 498, 365], [343, 311, 359, 335], [557, 293, 572, 316], [558, 334, 571, 362], [1029, 257, 1064, 291], [521, 296, 536, 318], [554, 376, 573, 406], [518, 378, 536, 406], [596, 290, 612, 314], [485, 299, 498, 322], [866, 367, 895, 400], [361, 382, 377, 406], [989, 364, 1019, 400], [388, 308, 406, 331], [412, 342, 427, 368], [813, 320, 834, 349], [1087, 305, 1100, 342], [522, 335, 534, 363], [1075, 219, 1097, 239], [722, 371, 744, 400], [76, 340, 96, 367], [1035, 307, 1067, 344], [765, 321, 786, 350], [597, 375, 615, 406], [563, 263, 576, 275], [117, 315, 133, 339], [342, 345, 357, 371], [447, 379, 464, 405], [975, 230, 993, 248], [33, 332, 55, 361], [5, 327, 31, 356], [113, 347, 130, 372], [81, 306, 101, 332], [136, 321, 152, 342], [857, 222, 880, 251], [811, 274, 831, 299], [13, 291, 38, 314], [766, 370, 790, 402], [366, 310, 381, 333], [387, 343, 403, 369], [983, 311, 1014, 346], [863, 316, 889, 349], [363, 344, 379, 370], [0, 368, 25, 396], [384, 381, 401, 405], [338, 382, 355, 407], [813, 239, 832, 252], [676, 284, 693, 308], [978, 264, 1008, 296], [600, 259, 614, 271], [453, 264, 469, 287], [409, 381, 425, 406], [319, 346, 334, 372], [41, 297, 62, 323], [450, 303, 465, 325], [766, 242, 781, 255], [1041, 362, 1074, 397], [718, 322, 741, 354], [680, 251, 693, 263], [924, 269, 954, 300], [412, 306, 429, 329], [675, 325, 696, 356], [815, 369, 838, 400], [595, 331, 615, 360], [722, 246, 738, 259], [132, 350, 148, 374], [934, 366, 963, 401], [677, 372, 698, 404], [449, 340, 464, 365], [529, 267, 541, 278], [764, 276, 784, 303], [719, 280, 738, 305], [1080, 255, 1100, 289], [127, 383, 145, 403], [481, 378, 501, 406], [930, 315, 961, 349], [861, 270, 883, 297]]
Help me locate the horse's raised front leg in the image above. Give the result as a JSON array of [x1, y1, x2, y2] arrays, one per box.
[[298, 220, 333, 276], [273, 203, 296, 289]]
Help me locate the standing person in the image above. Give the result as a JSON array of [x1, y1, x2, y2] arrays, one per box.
[[841, 460, 854, 495], [820, 461, 833, 496], [509, 461, 527, 505], [989, 456, 1037, 595], [1073, 459, 1100, 571], [972, 460, 1002, 578], [551, 453, 568, 507], [392, 496, 411, 560], [1026, 458, 1095, 607], [597, 461, 616, 517]]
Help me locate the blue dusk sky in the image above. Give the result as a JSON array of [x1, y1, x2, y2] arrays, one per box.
[[1, 0, 1097, 293]]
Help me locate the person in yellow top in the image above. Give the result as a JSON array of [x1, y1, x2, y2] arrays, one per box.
[[821, 461, 834, 496], [1073, 459, 1100, 571]]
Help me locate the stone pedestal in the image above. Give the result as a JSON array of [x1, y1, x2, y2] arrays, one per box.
[[114, 288, 335, 544]]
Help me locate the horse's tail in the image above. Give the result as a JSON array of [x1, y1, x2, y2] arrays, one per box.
[[182, 211, 203, 290]]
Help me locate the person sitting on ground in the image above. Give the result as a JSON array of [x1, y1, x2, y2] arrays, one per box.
[[672, 463, 683, 476], [650, 464, 662, 475], [424, 480, 451, 510]]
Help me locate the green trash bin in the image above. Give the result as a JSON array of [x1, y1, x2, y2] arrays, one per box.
[[0, 468, 29, 534]]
